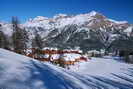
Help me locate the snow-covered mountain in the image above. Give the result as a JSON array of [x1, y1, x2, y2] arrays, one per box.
[[24, 11, 129, 29], [0, 11, 133, 50], [0, 49, 133, 89], [0, 11, 131, 37], [23, 11, 132, 48]]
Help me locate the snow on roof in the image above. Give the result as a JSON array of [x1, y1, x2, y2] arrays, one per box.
[[42, 48, 82, 54], [51, 54, 60, 60], [62, 53, 81, 61], [25, 49, 32, 55], [43, 47, 58, 50], [43, 54, 49, 58], [87, 50, 100, 54], [43, 53, 82, 61]]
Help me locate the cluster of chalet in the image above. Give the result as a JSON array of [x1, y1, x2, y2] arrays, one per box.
[[25, 48, 88, 65]]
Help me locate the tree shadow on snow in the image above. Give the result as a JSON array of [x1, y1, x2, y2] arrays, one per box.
[[24, 60, 83, 89]]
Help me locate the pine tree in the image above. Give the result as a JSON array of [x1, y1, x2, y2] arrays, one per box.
[[32, 32, 44, 50], [0, 27, 10, 49], [32, 31, 44, 58], [12, 17, 29, 54], [0, 30, 5, 48]]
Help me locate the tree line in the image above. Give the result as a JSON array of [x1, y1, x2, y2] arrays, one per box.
[[0, 17, 44, 54]]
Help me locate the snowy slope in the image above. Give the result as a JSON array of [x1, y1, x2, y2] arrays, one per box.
[[70, 57, 133, 88], [70, 57, 133, 76], [0, 49, 133, 89]]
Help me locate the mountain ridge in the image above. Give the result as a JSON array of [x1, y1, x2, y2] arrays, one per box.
[[24, 11, 130, 29], [0, 11, 133, 51]]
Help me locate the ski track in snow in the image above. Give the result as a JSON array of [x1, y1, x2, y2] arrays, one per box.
[[0, 49, 133, 89]]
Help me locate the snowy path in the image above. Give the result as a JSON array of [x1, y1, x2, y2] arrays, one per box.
[[0, 49, 133, 89]]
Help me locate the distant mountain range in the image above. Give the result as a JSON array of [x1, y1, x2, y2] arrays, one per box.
[[0, 11, 133, 52]]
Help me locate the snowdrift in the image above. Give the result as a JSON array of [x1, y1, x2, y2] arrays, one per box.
[[0, 49, 133, 89]]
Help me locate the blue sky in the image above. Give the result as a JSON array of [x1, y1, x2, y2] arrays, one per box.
[[0, 0, 133, 23]]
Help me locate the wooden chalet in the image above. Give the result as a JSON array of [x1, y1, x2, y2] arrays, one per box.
[[26, 48, 87, 65]]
